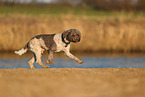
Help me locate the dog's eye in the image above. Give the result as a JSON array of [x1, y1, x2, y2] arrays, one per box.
[[72, 34, 75, 37]]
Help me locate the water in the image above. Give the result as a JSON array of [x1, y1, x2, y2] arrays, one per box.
[[0, 53, 145, 69]]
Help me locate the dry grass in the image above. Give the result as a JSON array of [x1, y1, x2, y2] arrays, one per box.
[[0, 14, 145, 52]]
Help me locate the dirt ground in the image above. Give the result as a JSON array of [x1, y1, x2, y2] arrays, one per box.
[[0, 68, 145, 97]]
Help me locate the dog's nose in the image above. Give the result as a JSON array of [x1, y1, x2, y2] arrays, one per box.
[[74, 37, 80, 43]]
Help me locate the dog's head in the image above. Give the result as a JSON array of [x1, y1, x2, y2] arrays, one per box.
[[62, 29, 81, 43]]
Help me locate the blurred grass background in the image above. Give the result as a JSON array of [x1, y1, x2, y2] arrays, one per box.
[[0, 1, 145, 53]]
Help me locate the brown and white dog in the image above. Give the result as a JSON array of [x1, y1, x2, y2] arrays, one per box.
[[14, 29, 84, 68]]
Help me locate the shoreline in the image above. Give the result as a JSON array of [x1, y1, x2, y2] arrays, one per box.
[[1, 51, 145, 59]]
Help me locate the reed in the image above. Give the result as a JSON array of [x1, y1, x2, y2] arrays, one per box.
[[0, 14, 145, 52]]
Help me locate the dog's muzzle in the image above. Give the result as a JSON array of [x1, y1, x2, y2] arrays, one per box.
[[73, 36, 80, 43]]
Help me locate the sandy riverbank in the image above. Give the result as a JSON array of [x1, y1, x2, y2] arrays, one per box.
[[0, 68, 145, 97]]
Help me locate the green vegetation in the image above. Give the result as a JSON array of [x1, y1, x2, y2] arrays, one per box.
[[0, 5, 107, 16], [0, 4, 145, 18]]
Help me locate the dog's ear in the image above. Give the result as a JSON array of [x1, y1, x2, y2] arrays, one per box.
[[62, 30, 71, 39]]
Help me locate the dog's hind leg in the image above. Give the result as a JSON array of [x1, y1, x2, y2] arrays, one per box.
[[28, 57, 35, 69], [35, 49, 49, 68], [28, 52, 36, 69], [44, 51, 54, 64]]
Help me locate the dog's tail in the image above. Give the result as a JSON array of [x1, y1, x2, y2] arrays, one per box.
[[14, 42, 29, 56]]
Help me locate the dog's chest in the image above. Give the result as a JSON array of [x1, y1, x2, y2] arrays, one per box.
[[53, 33, 68, 52]]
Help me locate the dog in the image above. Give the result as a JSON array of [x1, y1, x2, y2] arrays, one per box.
[[14, 29, 84, 68]]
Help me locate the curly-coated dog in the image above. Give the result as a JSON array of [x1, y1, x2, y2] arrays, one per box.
[[14, 29, 84, 68]]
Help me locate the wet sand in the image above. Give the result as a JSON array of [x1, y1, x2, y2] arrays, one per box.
[[0, 68, 145, 97]]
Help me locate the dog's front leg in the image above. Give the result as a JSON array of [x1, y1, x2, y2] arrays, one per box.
[[64, 51, 84, 64]]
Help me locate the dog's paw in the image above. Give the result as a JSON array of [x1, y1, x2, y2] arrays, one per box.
[[44, 66, 50, 69], [77, 60, 84, 64], [44, 60, 50, 64], [44, 60, 53, 64]]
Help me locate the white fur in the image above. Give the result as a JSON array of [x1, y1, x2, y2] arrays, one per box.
[[14, 37, 48, 56], [29, 37, 48, 51], [29, 38, 41, 51], [14, 48, 27, 56], [53, 33, 70, 52]]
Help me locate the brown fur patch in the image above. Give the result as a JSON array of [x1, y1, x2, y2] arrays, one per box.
[[35, 34, 57, 51]]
